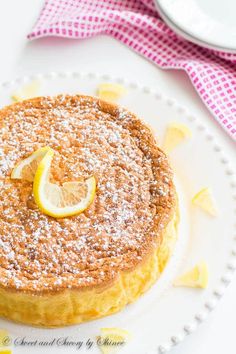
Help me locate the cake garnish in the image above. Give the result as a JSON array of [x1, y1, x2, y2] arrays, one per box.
[[97, 82, 127, 102], [33, 148, 96, 218], [173, 261, 208, 288], [97, 327, 131, 354], [163, 122, 192, 153], [11, 146, 96, 218], [192, 187, 217, 216], [11, 80, 41, 102], [11, 146, 51, 182]]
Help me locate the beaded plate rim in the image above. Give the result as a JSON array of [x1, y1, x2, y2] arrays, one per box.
[[0, 71, 235, 354]]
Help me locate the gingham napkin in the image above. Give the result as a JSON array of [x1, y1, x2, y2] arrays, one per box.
[[28, 0, 236, 140]]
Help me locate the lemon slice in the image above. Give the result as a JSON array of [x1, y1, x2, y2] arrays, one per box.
[[33, 149, 96, 218], [174, 262, 209, 288], [11, 146, 52, 182], [163, 122, 192, 153], [11, 80, 40, 102], [0, 350, 12, 354], [97, 328, 131, 354], [97, 83, 127, 102], [192, 187, 217, 216]]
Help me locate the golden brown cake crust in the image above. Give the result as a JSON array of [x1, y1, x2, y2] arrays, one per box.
[[0, 95, 176, 294]]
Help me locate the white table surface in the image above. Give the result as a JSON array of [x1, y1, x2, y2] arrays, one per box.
[[0, 1, 235, 354]]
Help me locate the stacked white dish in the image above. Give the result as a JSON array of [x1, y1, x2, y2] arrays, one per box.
[[154, 0, 236, 53]]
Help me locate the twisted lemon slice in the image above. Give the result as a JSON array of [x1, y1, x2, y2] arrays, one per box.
[[97, 83, 127, 102], [174, 261, 209, 289], [11, 146, 51, 182], [98, 327, 131, 354], [33, 149, 96, 218], [163, 122, 192, 153], [192, 187, 217, 216]]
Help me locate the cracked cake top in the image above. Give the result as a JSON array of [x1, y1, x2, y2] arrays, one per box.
[[0, 95, 175, 293]]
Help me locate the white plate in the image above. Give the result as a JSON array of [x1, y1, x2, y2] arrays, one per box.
[[0, 72, 235, 354], [155, 0, 236, 52]]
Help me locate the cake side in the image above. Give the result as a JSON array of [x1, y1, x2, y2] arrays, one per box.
[[0, 205, 178, 327]]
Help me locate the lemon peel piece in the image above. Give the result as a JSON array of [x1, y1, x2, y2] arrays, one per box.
[[163, 122, 192, 153], [97, 83, 127, 102], [97, 327, 131, 354], [192, 187, 217, 216], [33, 149, 96, 218], [174, 261, 209, 289], [11, 80, 41, 102], [0, 329, 9, 347], [11, 146, 52, 182]]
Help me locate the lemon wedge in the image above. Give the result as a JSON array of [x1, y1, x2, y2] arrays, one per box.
[[163, 122, 192, 153], [11, 146, 51, 182], [192, 187, 217, 216], [33, 149, 96, 218], [0, 350, 12, 354], [174, 262, 209, 289], [97, 83, 127, 102], [0, 329, 9, 347], [11, 80, 40, 102], [97, 328, 131, 354]]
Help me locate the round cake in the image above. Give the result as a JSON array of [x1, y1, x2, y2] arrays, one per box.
[[0, 95, 178, 327]]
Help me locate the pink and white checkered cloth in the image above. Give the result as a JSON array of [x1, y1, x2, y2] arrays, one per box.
[[28, 0, 236, 140]]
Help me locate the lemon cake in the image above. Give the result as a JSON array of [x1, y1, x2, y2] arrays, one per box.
[[0, 95, 178, 327]]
